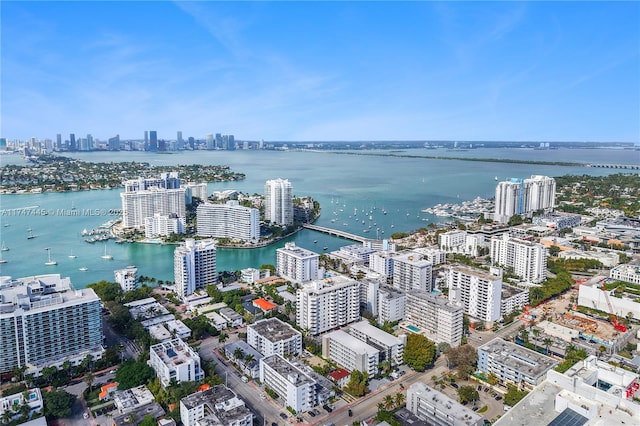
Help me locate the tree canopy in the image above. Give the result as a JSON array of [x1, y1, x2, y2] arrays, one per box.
[[344, 370, 369, 397], [114, 359, 156, 389], [43, 389, 76, 419], [458, 385, 479, 404], [404, 333, 436, 372]]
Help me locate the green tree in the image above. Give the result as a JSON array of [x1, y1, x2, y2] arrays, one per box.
[[218, 332, 228, 344], [508, 214, 523, 226], [43, 389, 76, 419], [404, 333, 436, 372], [458, 386, 479, 404], [115, 359, 155, 389], [394, 392, 405, 408], [504, 384, 528, 407], [344, 370, 369, 397], [139, 415, 157, 426]]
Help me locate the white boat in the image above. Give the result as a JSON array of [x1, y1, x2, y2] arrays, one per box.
[[1, 242, 8, 252], [27, 228, 37, 239], [101, 244, 113, 260], [0, 251, 7, 264], [79, 267, 88, 271], [68, 250, 77, 259], [44, 248, 57, 266]]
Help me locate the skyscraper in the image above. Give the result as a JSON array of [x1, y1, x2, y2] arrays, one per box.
[[56, 133, 62, 150], [174, 239, 217, 299], [206, 134, 214, 150], [494, 175, 555, 223], [447, 265, 502, 323], [490, 234, 547, 283], [177, 131, 184, 150], [69, 133, 76, 151], [264, 178, 293, 226], [144, 131, 149, 150], [149, 131, 158, 151]]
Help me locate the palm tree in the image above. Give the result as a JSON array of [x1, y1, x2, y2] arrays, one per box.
[[383, 394, 395, 410], [394, 392, 405, 408], [233, 347, 245, 361], [377, 402, 385, 411], [84, 372, 95, 392], [244, 354, 255, 364], [218, 332, 228, 344], [543, 337, 553, 355]]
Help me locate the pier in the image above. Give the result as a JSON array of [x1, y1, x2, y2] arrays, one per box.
[[302, 224, 370, 243]]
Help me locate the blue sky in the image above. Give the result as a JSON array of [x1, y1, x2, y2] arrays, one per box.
[[2, 1, 639, 142]]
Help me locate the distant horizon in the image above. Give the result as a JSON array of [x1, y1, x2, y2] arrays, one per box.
[[2, 2, 638, 142]]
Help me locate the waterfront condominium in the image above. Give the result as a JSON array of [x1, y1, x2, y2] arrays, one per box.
[[121, 186, 186, 229], [447, 265, 502, 323], [264, 178, 293, 226], [405, 290, 464, 347], [0, 274, 103, 376], [490, 233, 548, 283], [144, 213, 186, 238], [149, 338, 204, 387], [174, 239, 217, 299], [247, 318, 303, 357], [184, 182, 208, 204], [392, 251, 433, 292], [296, 275, 360, 336], [114, 266, 138, 292], [276, 242, 320, 283], [196, 201, 260, 243], [493, 175, 556, 224]]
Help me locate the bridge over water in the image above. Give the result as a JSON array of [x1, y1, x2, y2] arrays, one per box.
[[302, 223, 370, 243], [586, 163, 640, 170]]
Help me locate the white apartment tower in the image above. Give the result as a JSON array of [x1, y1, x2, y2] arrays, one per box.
[[377, 286, 406, 324], [392, 251, 433, 292], [296, 275, 360, 336], [197, 201, 260, 243], [264, 178, 293, 226], [405, 290, 464, 347], [149, 338, 204, 387], [121, 187, 186, 229], [247, 318, 303, 357], [0, 275, 103, 375], [144, 213, 185, 238], [174, 239, 217, 299], [494, 175, 555, 224], [447, 265, 502, 323], [490, 234, 547, 283], [276, 242, 320, 283], [114, 266, 138, 292]]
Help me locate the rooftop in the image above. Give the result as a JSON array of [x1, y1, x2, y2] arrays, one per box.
[[328, 368, 351, 381], [278, 242, 319, 259], [502, 283, 527, 299], [479, 338, 558, 379], [150, 338, 199, 368], [249, 318, 301, 342], [113, 385, 155, 413], [252, 298, 277, 311], [325, 329, 380, 356], [408, 382, 483, 425], [348, 320, 404, 347], [261, 354, 315, 387], [299, 274, 359, 295], [112, 402, 165, 426], [449, 264, 501, 282]]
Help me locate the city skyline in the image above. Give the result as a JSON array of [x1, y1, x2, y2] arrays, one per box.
[[2, 1, 638, 142]]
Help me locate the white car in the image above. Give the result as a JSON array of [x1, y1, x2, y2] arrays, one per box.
[[83, 413, 89, 419]]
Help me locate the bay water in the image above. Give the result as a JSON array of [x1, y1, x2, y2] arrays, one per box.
[[0, 147, 637, 288]]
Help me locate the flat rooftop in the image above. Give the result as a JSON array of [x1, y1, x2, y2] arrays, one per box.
[[348, 320, 403, 347], [262, 354, 315, 387], [409, 382, 483, 425], [479, 338, 558, 379], [449, 264, 501, 282], [150, 339, 199, 368], [502, 283, 527, 299], [249, 318, 300, 342], [325, 329, 379, 356]]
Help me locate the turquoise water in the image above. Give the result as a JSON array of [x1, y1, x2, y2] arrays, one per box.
[[0, 148, 636, 288]]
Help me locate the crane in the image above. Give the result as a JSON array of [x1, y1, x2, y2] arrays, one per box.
[[602, 285, 627, 332]]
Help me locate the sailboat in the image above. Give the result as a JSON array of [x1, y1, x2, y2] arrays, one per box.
[[44, 248, 57, 266], [27, 228, 37, 239], [0, 250, 7, 264], [68, 250, 77, 259], [101, 244, 113, 260], [1, 242, 9, 252]]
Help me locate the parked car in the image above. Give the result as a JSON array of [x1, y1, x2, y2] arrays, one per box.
[[323, 404, 333, 413], [280, 413, 288, 419], [451, 383, 459, 389], [348, 409, 353, 417], [309, 411, 316, 417]]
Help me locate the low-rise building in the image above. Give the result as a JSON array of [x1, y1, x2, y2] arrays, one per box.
[[112, 402, 165, 426], [558, 250, 620, 268], [322, 329, 379, 377], [259, 354, 316, 413], [149, 339, 204, 387], [224, 341, 262, 378], [0, 388, 43, 423], [113, 385, 156, 413], [247, 318, 302, 357], [114, 266, 138, 292], [477, 338, 558, 388], [219, 307, 244, 327], [165, 319, 192, 340], [610, 264, 640, 285], [406, 382, 483, 426], [578, 284, 640, 321], [180, 385, 253, 426], [205, 311, 228, 330], [500, 284, 529, 318], [347, 320, 406, 366]]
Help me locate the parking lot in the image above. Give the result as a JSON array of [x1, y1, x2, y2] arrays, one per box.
[[434, 378, 506, 422]]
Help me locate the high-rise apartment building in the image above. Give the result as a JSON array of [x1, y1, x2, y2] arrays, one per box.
[[392, 251, 433, 292], [296, 275, 360, 336], [196, 201, 260, 243], [447, 265, 502, 323], [206, 134, 215, 150], [184, 182, 207, 204], [377, 286, 406, 324], [494, 175, 556, 223], [490, 234, 547, 283], [0, 275, 103, 375], [259, 355, 316, 414], [69, 133, 76, 151], [144, 213, 185, 238], [174, 239, 217, 299], [121, 187, 186, 229], [405, 290, 464, 347], [247, 318, 303, 357], [114, 266, 138, 292], [276, 242, 320, 283], [144, 131, 149, 150], [369, 251, 400, 278], [264, 178, 293, 226]]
